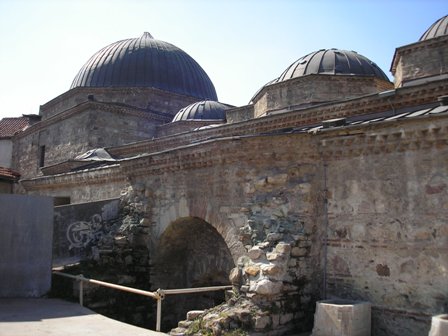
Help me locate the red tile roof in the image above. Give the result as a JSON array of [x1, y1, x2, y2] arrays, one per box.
[[0, 117, 32, 138], [0, 166, 20, 181]]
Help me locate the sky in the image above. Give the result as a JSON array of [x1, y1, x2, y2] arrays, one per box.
[[0, 0, 446, 119]]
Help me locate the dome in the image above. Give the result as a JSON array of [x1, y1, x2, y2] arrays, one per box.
[[275, 49, 390, 83], [419, 15, 448, 41], [71, 32, 217, 100], [172, 100, 233, 122]]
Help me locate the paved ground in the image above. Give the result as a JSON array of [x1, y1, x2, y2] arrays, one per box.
[[0, 298, 167, 336]]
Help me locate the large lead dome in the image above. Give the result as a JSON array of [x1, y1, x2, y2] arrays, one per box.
[[70, 32, 217, 100]]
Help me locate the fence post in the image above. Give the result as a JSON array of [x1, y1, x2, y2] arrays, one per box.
[[79, 274, 84, 306], [155, 288, 165, 332], [156, 297, 162, 332]]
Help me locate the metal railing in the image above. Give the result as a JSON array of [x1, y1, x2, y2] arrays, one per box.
[[53, 271, 232, 332]]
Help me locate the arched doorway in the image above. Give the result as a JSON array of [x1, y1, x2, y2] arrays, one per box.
[[152, 217, 234, 330]]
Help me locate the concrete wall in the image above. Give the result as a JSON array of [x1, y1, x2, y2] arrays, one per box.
[[53, 198, 120, 266], [0, 194, 53, 297]]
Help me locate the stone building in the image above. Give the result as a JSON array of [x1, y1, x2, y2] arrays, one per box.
[[0, 115, 40, 192], [7, 14, 448, 336]]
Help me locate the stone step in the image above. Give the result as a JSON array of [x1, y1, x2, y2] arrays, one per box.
[[169, 327, 187, 336], [186, 310, 205, 321], [178, 320, 193, 328]]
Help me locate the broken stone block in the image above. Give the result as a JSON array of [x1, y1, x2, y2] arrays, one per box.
[[266, 232, 283, 242], [291, 246, 307, 257], [267, 252, 286, 261], [257, 241, 271, 249], [178, 320, 192, 329], [244, 265, 261, 276], [229, 267, 241, 285], [248, 246, 264, 260], [254, 315, 271, 329], [261, 263, 283, 276], [187, 310, 205, 321], [249, 279, 282, 295], [275, 242, 292, 254], [280, 313, 293, 325]]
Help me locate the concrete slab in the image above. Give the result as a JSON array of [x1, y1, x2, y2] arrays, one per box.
[[0, 298, 167, 336], [0, 195, 53, 297]]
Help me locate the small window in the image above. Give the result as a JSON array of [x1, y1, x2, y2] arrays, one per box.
[[39, 145, 46, 168]]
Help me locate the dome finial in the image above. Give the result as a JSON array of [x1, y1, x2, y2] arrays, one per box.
[[143, 32, 154, 39]]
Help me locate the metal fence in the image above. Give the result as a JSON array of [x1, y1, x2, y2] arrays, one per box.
[[53, 271, 232, 332]]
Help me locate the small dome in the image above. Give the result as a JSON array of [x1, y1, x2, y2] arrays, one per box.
[[71, 32, 217, 100], [172, 100, 233, 122], [420, 15, 448, 41], [276, 49, 390, 82]]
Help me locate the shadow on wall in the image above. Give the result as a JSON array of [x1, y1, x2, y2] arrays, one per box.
[[151, 216, 235, 330]]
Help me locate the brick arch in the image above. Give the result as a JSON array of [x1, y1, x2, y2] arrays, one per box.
[[152, 195, 246, 263], [151, 216, 236, 330]]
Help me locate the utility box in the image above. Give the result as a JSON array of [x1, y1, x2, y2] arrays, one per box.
[[312, 299, 371, 336]]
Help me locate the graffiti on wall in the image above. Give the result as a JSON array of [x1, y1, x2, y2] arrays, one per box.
[[66, 214, 109, 249]]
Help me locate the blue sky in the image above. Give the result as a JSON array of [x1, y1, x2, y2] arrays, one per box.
[[0, 0, 446, 118]]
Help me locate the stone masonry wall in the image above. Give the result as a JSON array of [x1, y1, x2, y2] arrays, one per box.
[[321, 117, 448, 336], [13, 111, 91, 179], [156, 120, 225, 138], [393, 36, 448, 87], [123, 133, 324, 334], [253, 75, 393, 118], [13, 107, 162, 180], [22, 113, 448, 335], [52, 185, 154, 328], [40, 86, 199, 120], [22, 165, 126, 203]]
